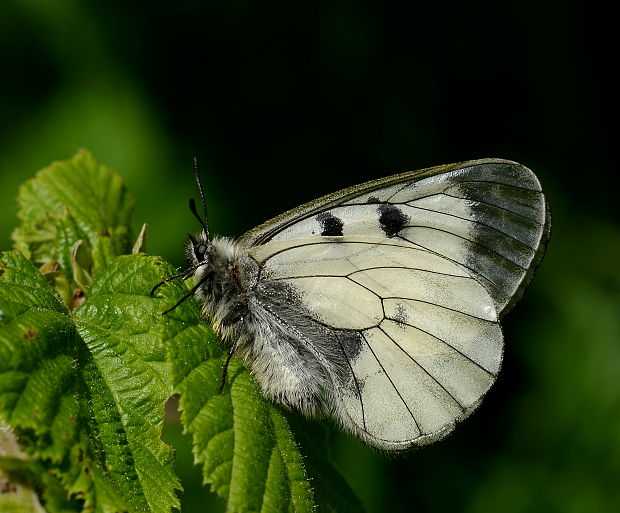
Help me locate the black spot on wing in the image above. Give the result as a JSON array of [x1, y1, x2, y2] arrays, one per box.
[[338, 330, 363, 360], [367, 196, 380, 204], [317, 212, 344, 236], [394, 303, 408, 326], [378, 203, 409, 237]]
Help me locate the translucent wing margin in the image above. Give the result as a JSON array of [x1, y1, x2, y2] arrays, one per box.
[[240, 159, 550, 316], [249, 238, 503, 449]]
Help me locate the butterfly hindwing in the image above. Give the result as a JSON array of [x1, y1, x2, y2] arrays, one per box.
[[248, 237, 502, 448]]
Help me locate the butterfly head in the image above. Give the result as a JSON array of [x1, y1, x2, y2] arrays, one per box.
[[188, 156, 210, 240], [149, 157, 213, 309], [186, 156, 212, 266], [186, 231, 211, 268]]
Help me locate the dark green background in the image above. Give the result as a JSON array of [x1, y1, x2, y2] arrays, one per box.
[[2, 1, 618, 512]]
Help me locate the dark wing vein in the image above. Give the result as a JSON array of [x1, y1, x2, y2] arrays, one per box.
[[383, 313, 497, 377], [345, 277, 383, 299], [395, 234, 508, 295], [377, 325, 465, 412], [382, 296, 497, 323], [342, 190, 543, 226], [426, 191, 544, 225], [258, 239, 432, 265], [451, 178, 541, 193], [402, 225, 528, 271], [264, 266, 474, 281], [360, 332, 421, 433], [385, 182, 415, 202], [406, 204, 538, 250], [347, 266, 473, 279]]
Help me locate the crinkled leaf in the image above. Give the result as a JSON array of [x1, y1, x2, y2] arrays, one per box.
[[11, 149, 134, 291], [3, 150, 364, 513], [0, 472, 47, 513], [0, 251, 179, 513], [0, 421, 48, 513]]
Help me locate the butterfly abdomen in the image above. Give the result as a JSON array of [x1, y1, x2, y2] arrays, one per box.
[[241, 303, 329, 414]]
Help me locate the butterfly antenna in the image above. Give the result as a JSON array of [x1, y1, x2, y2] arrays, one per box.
[[192, 157, 209, 239], [189, 198, 208, 236], [160, 274, 209, 315], [150, 260, 205, 297]]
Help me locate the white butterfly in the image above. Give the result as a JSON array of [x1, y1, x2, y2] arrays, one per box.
[[155, 158, 550, 451]]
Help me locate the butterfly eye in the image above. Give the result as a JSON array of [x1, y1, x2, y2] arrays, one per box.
[[194, 243, 208, 261]]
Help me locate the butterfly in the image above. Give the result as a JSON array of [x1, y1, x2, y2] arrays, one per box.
[[153, 158, 550, 450]]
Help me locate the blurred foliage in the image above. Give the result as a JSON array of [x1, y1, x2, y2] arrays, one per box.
[[1, 1, 618, 512]]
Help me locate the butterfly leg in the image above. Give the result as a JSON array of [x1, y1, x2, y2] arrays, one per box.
[[219, 316, 244, 392]]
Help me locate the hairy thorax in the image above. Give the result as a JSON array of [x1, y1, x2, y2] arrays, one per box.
[[192, 236, 331, 414], [193, 237, 257, 339]]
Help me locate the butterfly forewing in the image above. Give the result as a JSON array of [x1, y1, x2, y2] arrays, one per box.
[[242, 159, 548, 316]]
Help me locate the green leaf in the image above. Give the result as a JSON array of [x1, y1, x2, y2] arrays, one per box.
[[0, 251, 179, 513], [11, 149, 134, 295], [288, 418, 365, 513], [3, 150, 364, 512], [1, 421, 48, 513]]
